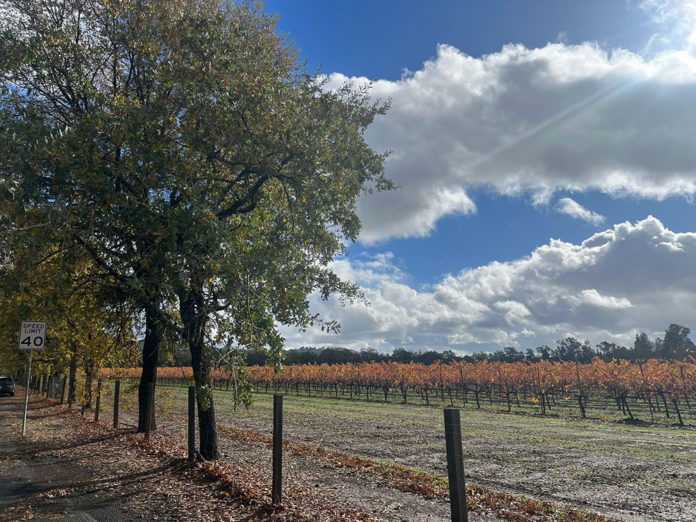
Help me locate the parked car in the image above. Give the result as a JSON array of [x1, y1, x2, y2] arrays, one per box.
[[0, 375, 15, 396]]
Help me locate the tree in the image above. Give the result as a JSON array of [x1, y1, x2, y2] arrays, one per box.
[[524, 348, 539, 362], [553, 337, 581, 361], [0, 241, 137, 402], [0, 0, 189, 431], [658, 324, 696, 360], [633, 332, 655, 360], [392, 348, 416, 363], [595, 341, 631, 361], [536, 345, 552, 360], [1, 0, 390, 459]]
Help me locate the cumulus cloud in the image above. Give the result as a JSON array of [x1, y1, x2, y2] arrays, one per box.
[[329, 42, 696, 242], [555, 197, 605, 225], [281, 217, 696, 352]]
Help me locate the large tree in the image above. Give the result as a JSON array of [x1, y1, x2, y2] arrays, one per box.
[[658, 324, 696, 360], [1, 0, 391, 458]]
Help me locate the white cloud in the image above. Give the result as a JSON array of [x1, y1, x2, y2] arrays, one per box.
[[555, 197, 605, 225], [640, 0, 696, 54], [281, 217, 696, 352], [329, 42, 696, 243]]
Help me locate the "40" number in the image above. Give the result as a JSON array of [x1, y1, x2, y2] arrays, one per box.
[[20, 336, 44, 348]]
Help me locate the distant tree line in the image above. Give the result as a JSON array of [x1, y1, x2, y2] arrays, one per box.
[[243, 323, 696, 367]]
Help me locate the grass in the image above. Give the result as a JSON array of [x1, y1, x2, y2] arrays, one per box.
[[127, 384, 696, 466]]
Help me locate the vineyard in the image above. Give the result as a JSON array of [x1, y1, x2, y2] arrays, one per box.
[[102, 357, 696, 425]]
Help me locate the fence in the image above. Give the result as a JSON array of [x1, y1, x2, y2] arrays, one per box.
[[23, 374, 470, 521]]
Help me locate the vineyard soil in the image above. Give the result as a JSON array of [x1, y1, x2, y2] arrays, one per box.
[[127, 386, 696, 522]]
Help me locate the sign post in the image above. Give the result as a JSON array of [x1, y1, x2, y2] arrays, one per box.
[[19, 321, 46, 436]]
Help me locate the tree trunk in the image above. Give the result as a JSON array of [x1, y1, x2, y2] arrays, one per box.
[[81, 363, 94, 415], [67, 345, 78, 408], [138, 305, 161, 432], [180, 287, 219, 460], [191, 343, 219, 459]]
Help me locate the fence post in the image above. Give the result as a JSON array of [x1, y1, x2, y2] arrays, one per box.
[[113, 380, 120, 429], [444, 407, 468, 522], [188, 386, 196, 461], [272, 394, 283, 504], [94, 379, 102, 422]]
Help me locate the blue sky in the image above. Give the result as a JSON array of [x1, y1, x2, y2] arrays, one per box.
[[268, 0, 696, 353], [268, 1, 655, 80]]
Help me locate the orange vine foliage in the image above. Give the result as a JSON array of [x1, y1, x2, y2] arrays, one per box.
[[101, 357, 696, 400]]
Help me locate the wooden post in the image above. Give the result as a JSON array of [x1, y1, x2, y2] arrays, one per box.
[[94, 379, 102, 422], [272, 394, 283, 504], [113, 380, 120, 429], [188, 386, 196, 461], [444, 407, 468, 522]]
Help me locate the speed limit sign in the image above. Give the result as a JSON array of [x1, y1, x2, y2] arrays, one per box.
[[18, 321, 46, 351]]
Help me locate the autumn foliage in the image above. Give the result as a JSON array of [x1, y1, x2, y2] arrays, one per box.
[[103, 357, 696, 424]]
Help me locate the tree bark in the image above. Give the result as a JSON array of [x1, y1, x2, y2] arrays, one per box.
[[191, 341, 219, 460], [67, 344, 77, 408], [138, 305, 161, 432], [81, 363, 94, 415], [179, 287, 219, 460]]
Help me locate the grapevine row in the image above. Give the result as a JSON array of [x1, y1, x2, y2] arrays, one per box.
[[100, 358, 696, 424]]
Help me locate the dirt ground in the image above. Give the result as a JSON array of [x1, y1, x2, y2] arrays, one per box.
[[1, 389, 504, 521], [6, 383, 694, 521], [113, 386, 696, 522], [115, 403, 483, 521], [227, 393, 696, 522], [0, 391, 282, 521]]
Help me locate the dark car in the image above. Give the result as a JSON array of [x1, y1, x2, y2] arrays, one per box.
[[0, 375, 15, 396]]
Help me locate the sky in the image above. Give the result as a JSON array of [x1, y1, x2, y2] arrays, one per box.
[[266, 0, 696, 354]]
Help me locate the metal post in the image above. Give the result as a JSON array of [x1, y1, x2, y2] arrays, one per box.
[[113, 380, 120, 429], [94, 379, 102, 422], [444, 407, 468, 522], [188, 386, 196, 461], [21, 350, 33, 436], [272, 394, 283, 504]]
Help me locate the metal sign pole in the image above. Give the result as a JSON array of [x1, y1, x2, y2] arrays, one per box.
[[21, 349, 33, 436], [19, 321, 46, 437]]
